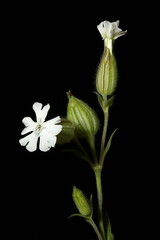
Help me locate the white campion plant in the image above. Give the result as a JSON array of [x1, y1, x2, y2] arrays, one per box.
[[19, 20, 127, 240], [19, 102, 62, 152]]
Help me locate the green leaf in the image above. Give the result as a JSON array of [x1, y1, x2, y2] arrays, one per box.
[[95, 91, 104, 109], [103, 128, 118, 160], [103, 212, 114, 240], [68, 213, 86, 220], [106, 219, 114, 240], [106, 95, 115, 108]]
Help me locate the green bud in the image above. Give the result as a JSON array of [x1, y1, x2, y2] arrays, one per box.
[[96, 47, 118, 98], [66, 91, 99, 145], [72, 186, 91, 216], [57, 118, 75, 144]]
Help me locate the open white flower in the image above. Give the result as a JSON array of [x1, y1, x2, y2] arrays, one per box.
[[97, 20, 127, 40], [97, 20, 127, 54], [19, 102, 62, 152]]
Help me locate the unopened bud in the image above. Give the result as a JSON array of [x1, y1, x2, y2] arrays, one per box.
[[72, 186, 91, 216], [96, 47, 118, 98], [66, 92, 99, 145]]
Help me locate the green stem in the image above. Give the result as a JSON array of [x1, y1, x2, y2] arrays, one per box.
[[87, 218, 103, 240], [94, 166, 105, 239], [90, 138, 98, 165], [99, 109, 109, 165], [93, 108, 109, 240]]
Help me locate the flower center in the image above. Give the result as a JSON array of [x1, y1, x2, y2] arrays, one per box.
[[35, 123, 44, 136]]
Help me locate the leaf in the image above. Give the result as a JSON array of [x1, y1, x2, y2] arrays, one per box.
[[106, 95, 115, 108], [94, 91, 104, 109], [103, 128, 118, 160], [106, 219, 114, 240], [68, 213, 86, 220], [103, 212, 114, 240]]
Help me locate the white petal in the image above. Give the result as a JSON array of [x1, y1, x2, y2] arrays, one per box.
[[39, 131, 58, 151], [33, 102, 42, 121], [39, 137, 50, 151], [26, 135, 38, 152], [113, 30, 127, 39], [104, 21, 112, 38], [44, 116, 61, 126], [21, 126, 34, 135], [112, 20, 119, 28], [113, 27, 122, 34], [33, 102, 50, 123], [97, 21, 108, 39], [52, 125, 62, 135], [46, 125, 62, 135], [41, 104, 50, 122], [39, 135, 51, 152], [19, 132, 38, 152], [22, 117, 36, 127], [19, 132, 35, 146]]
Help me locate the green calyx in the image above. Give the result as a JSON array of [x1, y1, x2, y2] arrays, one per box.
[[96, 46, 118, 98], [56, 118, 75, 144], [66, 91, 99, 146]]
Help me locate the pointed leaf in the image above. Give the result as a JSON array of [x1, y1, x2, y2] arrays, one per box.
[[103, 128, 118, 159], [106, 95, 115, 108], [95, 91, 104, 109], [68, 213, 86, 220], [106, 218, 114, 240], [103, 212, 114, 240]]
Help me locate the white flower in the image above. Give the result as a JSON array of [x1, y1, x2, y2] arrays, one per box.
[[19, 102, 62, 152], [97, 20, 127, 40]]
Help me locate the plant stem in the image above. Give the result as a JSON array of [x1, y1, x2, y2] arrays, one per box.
[[94, 166, 105, 239], [99, 109, 109, 165], [93, 108, 109, 239], [87, 218, 103, 240]]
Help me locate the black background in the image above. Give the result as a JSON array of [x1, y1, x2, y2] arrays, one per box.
[[3, 1, 156, 240]]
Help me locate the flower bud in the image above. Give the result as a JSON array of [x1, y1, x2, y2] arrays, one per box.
[[66, 91, 99, 145], [72, 186, 91, 216], [96, 47, 118, 98]]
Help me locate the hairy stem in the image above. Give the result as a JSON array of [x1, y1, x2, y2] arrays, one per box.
[[93, 107, 110, 239], [94, 166, 105, 239]]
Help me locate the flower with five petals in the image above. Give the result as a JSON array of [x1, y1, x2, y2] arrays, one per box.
[[19, 102, 62, 152]]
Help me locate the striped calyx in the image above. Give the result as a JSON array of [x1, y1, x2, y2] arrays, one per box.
[[66, 92, 99, 146], [96, 46, 118, 98]]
